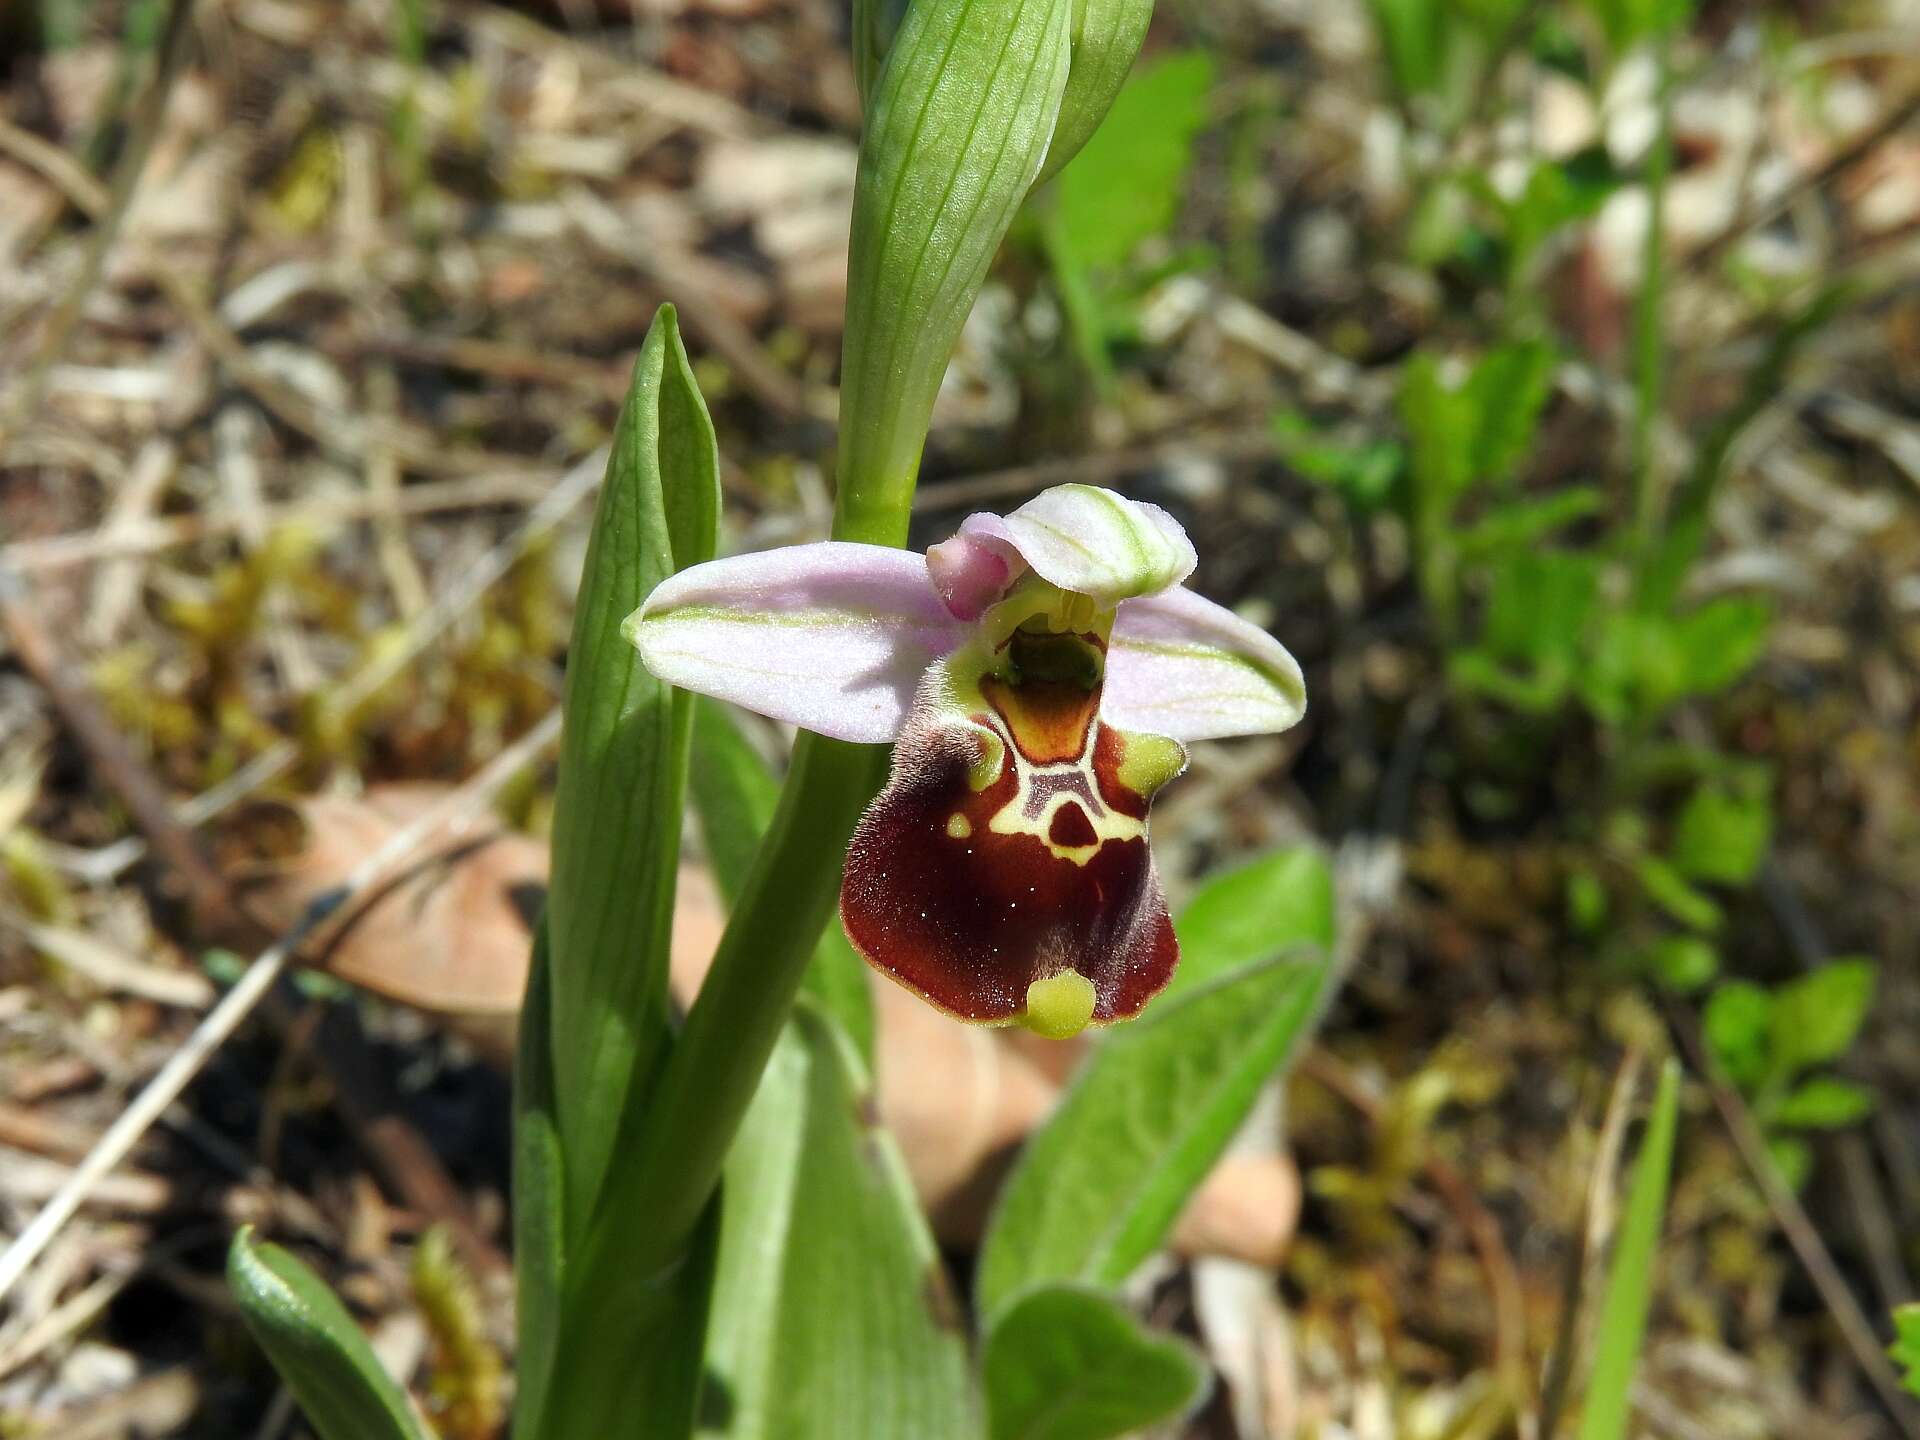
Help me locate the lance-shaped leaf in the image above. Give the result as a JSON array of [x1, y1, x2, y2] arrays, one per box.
[[983, 1284, 1209, 1440], [1033, 0, 1157, 188], [1577, 1060, 1681, 1440], [1164, 846, 1333, 1000], [838, 0, 1074, 531], [701, 1005, 979, 1438], [228, 1228, 431, 1440], [509, 927, 564, 1440], [547, 303, 719, 1232], [977, 953, 1331, 1323]]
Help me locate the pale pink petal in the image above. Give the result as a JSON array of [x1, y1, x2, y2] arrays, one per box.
[[1000, 485, 1197, 604], [1105, 586, 1306, 741], [624, 543, 966, 743], [926, 530, 1019, 620]]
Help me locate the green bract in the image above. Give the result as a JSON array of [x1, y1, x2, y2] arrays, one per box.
[[1034, 0, 1157, 186], [836, 0, 1074, 545]]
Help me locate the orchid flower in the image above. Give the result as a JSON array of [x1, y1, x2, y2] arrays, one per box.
[[625, 484, 1305, 1039]]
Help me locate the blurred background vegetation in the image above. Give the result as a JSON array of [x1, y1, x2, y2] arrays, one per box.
[[0, 0, 1916, 1435]]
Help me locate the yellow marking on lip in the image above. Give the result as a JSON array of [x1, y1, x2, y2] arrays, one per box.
[[946, 813, 973, 839]]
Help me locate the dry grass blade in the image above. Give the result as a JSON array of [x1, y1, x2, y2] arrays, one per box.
[[0, 709, 560, 1307], [1672, 1007, 1920, 1439]]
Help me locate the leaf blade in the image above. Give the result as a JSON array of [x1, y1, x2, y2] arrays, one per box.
[[546, 303, 720, 1233], [1576, 1058, 1681, 1440], [228, 1228, 430, 1440], [983, 1284, 1209, 1440], [977, 955, 1331, 1324], [703, 1006, 980, 1438], [1165, 847, 1333, 1000]]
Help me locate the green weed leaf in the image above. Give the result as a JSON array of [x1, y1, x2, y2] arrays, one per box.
[[1465, 340, 1555, 485], [1368, 0, 1445, 100], [1771, 1077, 1874, 1131], [1671, 597, 1771, 696], [1634, 935, 1718, 993], [547, 304, 720, 1231], [1701, 980, 1771, 1091], [1401, 352, 1475, 505], [1633, 855, 1722, 935], [1481, 550, 1599, 665], [1769, 959, 1876, 1075], [983, 1285, 1209, 1440], [1889, 1305, 1920, 1397], [1455, 490, 1602, 563], [1765, 1134, 1813, 1192], [977, 955, 1331, 1325], [1672, 782, 1772, 886], [228, 1228, 430, 1440]]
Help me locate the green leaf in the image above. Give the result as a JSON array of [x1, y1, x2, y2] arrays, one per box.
[[702, 1006, 979, 1438], [1633, 854, 1723, 934], [1577, 1058, 1680, 1440], [511, 928, 565, 1438], [1167, 847, 1334, 1000], [1671, 596, 1771, 697], [1888, 1304, 1920, 1397], [839, 0, 1073, 532], [1701, 980, 1771, 1092], [1051, 52, 1215, 272], [1672, 781, 1772, 886], [1771, 1076, 1875, 1130], [547, 303, 720, 1232], [227, 1228, 430, 1440], [1465, 339, 1555, 485], [1367, 0, 1446, 99], [1586, 0, 1690, 52], [977, 955, 1330, 1325], [1455, 489, 1602, 562], [690, 698, 876, 1063], [1274, 413, 1404, 512], [1033, 0, 1158, 187], [1400, 352, 1475, 507], [1634, 935, 1718, 994], [1769, 959, 1876, 1075], [983, 1285, 1209, 1440], [1480, 550, 1599, 666], [1502, 150, 1621, 272]]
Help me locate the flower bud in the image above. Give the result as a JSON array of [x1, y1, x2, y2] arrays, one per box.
[[1034, 0, 1155, 187], [837, 0, 1074, 545]]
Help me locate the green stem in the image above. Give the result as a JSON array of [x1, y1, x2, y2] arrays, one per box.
[[582, 731, 886, 1279], [1627, 21, 1674, 562], [571, 325, 913, 1291]]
